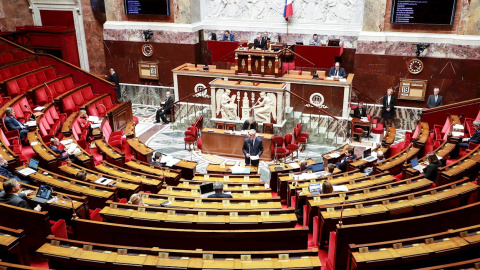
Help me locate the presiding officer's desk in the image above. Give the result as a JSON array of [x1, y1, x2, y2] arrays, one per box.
[[139, 192, 282, 210], [201, 128, 273, 159], [38, 235, 321, 270], [100, 201, 297, 230]]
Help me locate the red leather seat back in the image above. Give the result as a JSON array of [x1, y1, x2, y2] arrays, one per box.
[[72, 91, 85, 106], [81, 86, 94, 100], [103, 96, 114, 109]]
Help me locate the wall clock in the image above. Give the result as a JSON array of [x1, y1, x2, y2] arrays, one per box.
[[142, 44, 154, 57], [407, 58, 424, 74]]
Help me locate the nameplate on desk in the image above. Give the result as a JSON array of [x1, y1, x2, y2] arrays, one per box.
[[313, 197, 321, 202], [230, 212, 238, 218], [158, 252, 169, 259], [224, 184, 228, 189], [166, 187, 173, 191], [223, 175, 229, 181], [194, 198, 201, 204], [198, 211, 206, 217], [261, 211, 269, 218], [167, 210, 175, 215], [279, 254, 289, 261], [241, 184, 248, 189], [203, 254, 213, 260], [204, 175, 210, 180], [168, 197, 175, 202], [288, 173, 294, 179], [222, 200, 230, 206], [243, 191, 250, 196], [183, 181, 189, 186], [220, 163, 226, 169], [250, 199, 258, 206], [244, 176, 249, 181], [207, 130, 214, 132]]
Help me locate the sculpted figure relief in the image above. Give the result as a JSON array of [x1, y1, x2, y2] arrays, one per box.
[[253, 92, 277, 123], [216, 89, 239, 120]]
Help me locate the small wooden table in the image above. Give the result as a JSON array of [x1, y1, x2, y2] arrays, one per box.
[[201, 128, 273, 159], [352, 117, 372, 137]]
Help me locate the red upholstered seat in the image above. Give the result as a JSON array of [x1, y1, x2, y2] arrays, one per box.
[[51, 219, 68, 239], [81, 86, 95, 100], [196, 137, 202, 150], [72, 91, 85, 106], [118, 198, 127, 204], [284, 133, 299, 160], [371, 123, 384, 134], [272, 136, 288, 163], [89, 208, 103, 222], [62, 96, 76, 114], [354, 127, 363, 133], [184, 126, 197, 150]]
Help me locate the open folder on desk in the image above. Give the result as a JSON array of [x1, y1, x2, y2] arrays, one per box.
[[160, 154, 180, 167]]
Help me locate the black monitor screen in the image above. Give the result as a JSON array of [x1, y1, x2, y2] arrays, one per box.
[[390, 0, 457, 25], [124, 0, 170, 16]]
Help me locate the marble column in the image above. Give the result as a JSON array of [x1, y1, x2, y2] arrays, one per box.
[[458, 0, 480, 35], [174, 0, 201, 24], [81, 0, 107, 74], [362, 0, 387, 32], [105, 0, 124, 21], [0, 0, 34, 32]]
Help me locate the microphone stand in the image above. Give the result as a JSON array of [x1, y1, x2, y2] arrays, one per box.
[[50, 187, 77, 219], [337, 195, 349, 227], [274, 141, 278, 165]]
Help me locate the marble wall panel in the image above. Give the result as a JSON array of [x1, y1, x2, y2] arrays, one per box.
[[362, 0, 387, 32], [105, 0, 124, 21], [104, 28, 199, 44], [81, 0, 106, 74], [0, 0, 33, 32], [104, 40, 200, 85]]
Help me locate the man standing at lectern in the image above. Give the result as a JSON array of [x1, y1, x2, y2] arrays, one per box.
[[427, 87, 443, 108], [242, 130, 264, 167], [328, 62, 347, 78]]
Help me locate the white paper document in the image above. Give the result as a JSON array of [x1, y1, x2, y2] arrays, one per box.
[[250, 155, 259, 161]]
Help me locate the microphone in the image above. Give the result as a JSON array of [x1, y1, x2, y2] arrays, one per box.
[[24, 104, 36, 121], [43, 81, 54, 100], [338, 195, 349, 227], [274, 141, 278, 164], [404, 143, 413, 166]]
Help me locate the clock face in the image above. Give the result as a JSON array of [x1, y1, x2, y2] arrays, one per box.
[[407, 58, 424, 74], [142, 44, 154, 57]]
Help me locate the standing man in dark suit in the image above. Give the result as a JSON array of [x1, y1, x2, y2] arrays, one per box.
[[0, 178, 41, 211], [3, 107, 28, 144], [262, 32, 270, 44], [335, 148, 357, 172], [328, 62, 347, 78], [155, 91, 173, 124], [253, 35, 267, 50], [381, 88, 396, 127], [221, 30, 235, 41], [242, 129, 264, 167], [106, 68, 121, 100], [427, 87, 443, 108], [353, 102, 367, 118]]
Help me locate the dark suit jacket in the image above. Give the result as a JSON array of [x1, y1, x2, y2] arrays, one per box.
[[162, 97, 174, 114], [50, 146, 68, 161], [424, 162, 441, 182], [150, 161, 164, 167], [262, 37, 270, 43], [221, 34, 235, 41], [254, 39, 267, 50], [208, 192, 233, 198], [353, 107, 367, 118], [469, 129, 480, 144], [328, 67, 346, 78], [107, 73, 120, 90], [0, 191, 31, 209], [0, 165, 15, 179], [382, 95, 396, 112], [242, 120, 257, 131], [242, 137, 264, 157], [427, 94, 443, 108], [4, 116, 25, 131]]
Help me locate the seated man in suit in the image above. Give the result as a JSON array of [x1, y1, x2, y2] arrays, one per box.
[[242, 118, 257, 131], [208, 181, 233, 198], [242, 129, 264, 167], [353, 102, 367, 118], [427, 87, 443, 108], [253, 35, 267, 50], [150, 152, 164, 167], [299, 159, 309, 171], [0, 178, 41, 211], [0, 154, 31, 184], [221, 30, 235, 41], [335, 147, 357, 172], [325, 163, 336, 176], [155, 91, 173, 124], [328, 62, 347, 78], [452, 120, 480, 158], [49, 137, 83, 167], [309, 34, 321, 46], [3, 107, 28, 144]]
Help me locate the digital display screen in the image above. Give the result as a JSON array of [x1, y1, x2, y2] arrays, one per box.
[[390, 0, 457, 25], [124, 0, 170, 16]]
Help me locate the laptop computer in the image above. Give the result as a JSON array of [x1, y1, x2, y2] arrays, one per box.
[[309, 183, 322, 195], [411, 157, 426, 171], [31, 184, 52, 204], [362, 149, 377, 162], [199, 183, 215, 198], [17, 158, 39, 176]]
